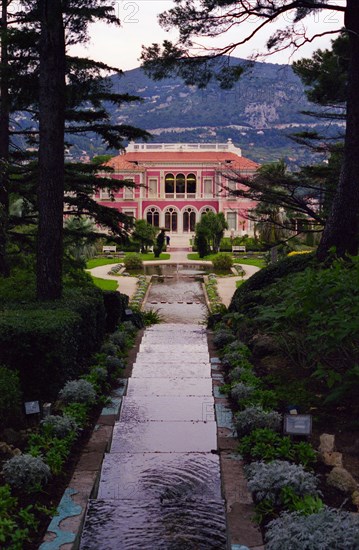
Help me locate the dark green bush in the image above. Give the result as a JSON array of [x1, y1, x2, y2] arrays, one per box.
[[102, 290, 129, 332], [229, 253, 315, 312], [212, 253, 233, 271], [0, 309, 82, 401], [0, 285, 106, 401], [196, 231, 209, 258], [124, 253, 143, 270], [0, 366, 22, 430]]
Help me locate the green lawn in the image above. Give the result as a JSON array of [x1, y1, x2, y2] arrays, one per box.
[[233, 257, 266, 268], [86, 258, 122, 269], [91, 276, 118, 291], [187, 252, 265, 268], [136, 252, 170, 261], [187, 253, 217, 261], [87, 252, 170, 269]]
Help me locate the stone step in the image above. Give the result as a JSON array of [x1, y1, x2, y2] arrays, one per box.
[[126, 377, 213, 397], [110, 420, 217, 453], [131, 363, 211, 378], [97, 452, 221, 500], [136, 352, 209, 361], [120, 396, 215, 422], [80, 498, 227, 549], [139, 345, 209, 355]]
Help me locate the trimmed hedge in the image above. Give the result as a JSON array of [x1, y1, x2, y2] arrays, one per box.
[[229, 253, 316, 312], [0, 285, 108, 401], [0, 308, 83, 401]]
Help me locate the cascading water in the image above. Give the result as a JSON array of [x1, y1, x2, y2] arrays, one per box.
[[80, 269, 227, 549]]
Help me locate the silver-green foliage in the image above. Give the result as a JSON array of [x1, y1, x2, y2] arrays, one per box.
[[265, 508, 359, 550], [41, 414, 79, 438], [2, 454, 51, 492], [231, 382, 254, 401], [245, 460, 319, 503], [58, 379, 96, 404], [229, 365, 251, 381], [235, 405, 282, 436]]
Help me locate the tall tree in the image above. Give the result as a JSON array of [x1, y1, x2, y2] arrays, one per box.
[[0, 0, 10, 276], [36, 0, 66, 300], [142, 1, 359, 260]]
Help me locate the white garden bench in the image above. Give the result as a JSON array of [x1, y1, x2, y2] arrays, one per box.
[[232, 245, 246, 254]]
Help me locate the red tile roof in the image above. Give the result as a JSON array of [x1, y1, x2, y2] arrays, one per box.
[[106, 151, 259, 171]]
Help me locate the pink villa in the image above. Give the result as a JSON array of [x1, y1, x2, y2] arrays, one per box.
[[95, 140, 258, 243]]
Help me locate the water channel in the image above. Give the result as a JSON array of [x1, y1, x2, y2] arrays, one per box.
[[80, 266, 227, 549], [143, 264, 208, 324]]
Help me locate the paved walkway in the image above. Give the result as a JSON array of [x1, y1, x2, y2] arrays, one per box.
[[88, 250, 260, 308], [79, 324, 227, 548]]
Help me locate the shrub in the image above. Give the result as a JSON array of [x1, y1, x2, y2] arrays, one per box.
[[2, 454, 51, 492], [105, 356, 125, 373], [0, 484, 39, 548], [124, 253, 143, 270], [231, 382, 255, 402], [228, 365, 250, 382], [109, 330, 129, 350], [83, 367, 109, 394], [102, 290, 129, 332], [28, 432, 76, 476], [0, 366, 22, 430], [0, 285, 106, 401], [100, 342, 118, 356], [229, 253, 315, 312], [213, 329, 235, 348], [41, 415, 78, 438], [196, 230, 209, 258], [121, 321, 138, 336], [235, 406, 282, 436], [212, 253, 233, 271], [239, 428, 317, 467], [58, 379, 96, 405], [245, 460, 320, 504], [62, 403, 88, 428], [265, 508, 359, 550]]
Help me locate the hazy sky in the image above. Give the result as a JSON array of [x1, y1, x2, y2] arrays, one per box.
[[71, 1, 344, 72]]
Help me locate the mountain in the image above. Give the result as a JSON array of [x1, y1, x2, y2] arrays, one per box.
[[28, 57, 345, 167]]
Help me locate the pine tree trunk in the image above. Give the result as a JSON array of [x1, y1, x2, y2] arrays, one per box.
[[0, 0, 10, 277], [317, 0, 359, 260], [36, 0, 65, 300]]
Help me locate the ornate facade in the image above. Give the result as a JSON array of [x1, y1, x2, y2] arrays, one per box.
[[95, 141, 258, 237]]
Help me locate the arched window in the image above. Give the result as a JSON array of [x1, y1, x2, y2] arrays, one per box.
[[187, 173, 196, 195], [146, 207, 160, 227], [183, 207, 197, 232], [200, 206, 216, 217], [165, 173, 174, 195], [164, 207, 178, 232], [175, 173, 185, 195]]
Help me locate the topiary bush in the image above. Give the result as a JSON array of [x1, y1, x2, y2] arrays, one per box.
[[2, 454, 51, 493], [245, 460, 320, 504], [124, 253, 143, 270], [58, 379, 96, 405], [212, 252, 233, 271], [235, 406, 282, 436], [102, 290, 129, 332], [265, 508, 359, 550]]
